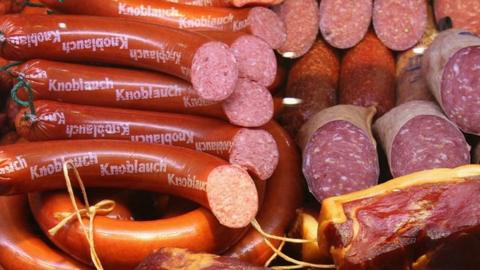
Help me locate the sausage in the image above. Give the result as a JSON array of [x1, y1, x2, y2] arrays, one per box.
[[373, 100, 470, 178], [226, 121, 305, 265], [0, 140, 259, 228], [200, 32, 277, 87], [28, 191, 248, 270], [339, 32, 396, 117], [288, 208, 325, 264], [319, 0, 372, 49], [0, 131, 18, 145], [298, 105, 379, 203], [10, 59, 271, 127], [160, 0, 283, 8], [15, 100, 279, 180], [434, 0, 480, 36], [136, 248, 269, 270], [272, 0, 319, 58], [268, 61, 286, 93], [0, 15, 238, 102], [87, 189, 135, 221], [0, 0, 24, 14], [38, 0, 287, 49], [0, 57, 14, 93], [395, 5, 437, 105], [5, 98, 19, 129], [422, 29, 480, 135], [280, 40, 339, 138], [373, 0, 427, 51], [0, 195, 88, 270]]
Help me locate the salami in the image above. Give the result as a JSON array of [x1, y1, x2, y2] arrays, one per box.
[[339, 32, 396, 117], [272, 0, 319, 58], [373, 0, 427, 51], [395, 5, 437, 105], [298, 105, 379, 202], [374, 100, 470, 178], [422, 29, 480, 135], [15, 100, 279, 180], [434, 0, 480, 36], [10, 59, 270, 127], [280, 40, 339, 138], [0, 14, 239, 102], [319, 0, 372, 49], [39, 0, 287, 49]]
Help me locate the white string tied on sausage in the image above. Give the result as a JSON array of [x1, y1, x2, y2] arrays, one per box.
[[251, 219, 336, 269], [48, 160, 115, 270]]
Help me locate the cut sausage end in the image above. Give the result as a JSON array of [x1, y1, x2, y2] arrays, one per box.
[[222, 79, 274, 127], [248, 7, 287, 49], [230, 128, 279, 180], [207, 165, 258, 228], [231, 35, 277, 87], [191, 41, 239, 102]]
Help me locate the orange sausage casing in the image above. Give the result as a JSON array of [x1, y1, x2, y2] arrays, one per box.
[[10, 59, 274, 127], [0, 14, 239, 101], [160, 0, 284, 8], [0, 140, 259, 228], [226, 121, 305, 265], [39, 0, 286, 49], [0, 195, 88, 270], [15, 100, 279, 180]]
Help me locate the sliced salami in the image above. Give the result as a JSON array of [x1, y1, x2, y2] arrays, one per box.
[[298, 105, 379, 202], [339, 32, 396, 117], [374, 100, 470, 178], [280, 40, 339, 138], [319, 0, 372, 49], [434, 0, 480, 36], [395, 5, 437, 105], [373, 0, 427, 51], [422, 29, 480, 135], [272, 0, 319, 58]]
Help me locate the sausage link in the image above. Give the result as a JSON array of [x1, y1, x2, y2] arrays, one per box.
[[15, 100, 279, 180], [0, 14, 238, 101], [160, 0, 284, 8]]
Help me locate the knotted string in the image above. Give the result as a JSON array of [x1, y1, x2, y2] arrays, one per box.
[[250, 219, 335, 269], [10, 76, 37, 120], [48, 160, 116, 270]]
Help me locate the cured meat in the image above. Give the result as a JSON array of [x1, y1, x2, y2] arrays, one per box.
[[161, 0, 283, 8], [374, 101, 470, 178], [319, 0, 372, 49], [288, 208, 324, 263], [395, 5, 437, 105], [434, 0, 480, 35], [280, 40, 339, 138], [422, 29, 480, 135], [339, 32, 396, 117], [298, 105, 379, 202], [317, 165, 480, 270], [272, 0, 319, 58], [373, 0, 427, 51]]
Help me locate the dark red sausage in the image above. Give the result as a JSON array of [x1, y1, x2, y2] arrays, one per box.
[[39, 0, 287, 49], [15, 100, 279, 180], [339, 32, 396, 117], [161, 0, 283, 8], [0, 14, 238, 102], [298, 105, 379, 202], [280, 40, 339, 138]]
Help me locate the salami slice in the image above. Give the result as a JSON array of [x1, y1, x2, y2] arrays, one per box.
[[280, 40, 339, 138], [395, 4, 437, 105], [273, 0, 319, 58], [373, 0, 427, 51], [319, 0, 372, 49], [422, 29, 480, 135], [374, 100, 470, 178], [339, 32, 396, 117], [298, 105, 379, 202], [434, 0, 480, 36]]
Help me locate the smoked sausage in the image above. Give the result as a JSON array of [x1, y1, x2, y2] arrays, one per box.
[[0, 14, 238, 101], [434, 0, 480, 36], [160, 0, 283, 8], [374, 100, 470, 178], [422, 29, 480, 135], [0, 140, 259, 228], [38, 0, 287, 49], [298, 105, 379, 203], [339, 32, 396, 117], [15, 100, 279, 180]]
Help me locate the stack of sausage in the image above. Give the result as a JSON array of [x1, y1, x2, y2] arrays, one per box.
[[0, 0, 480, 269]]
